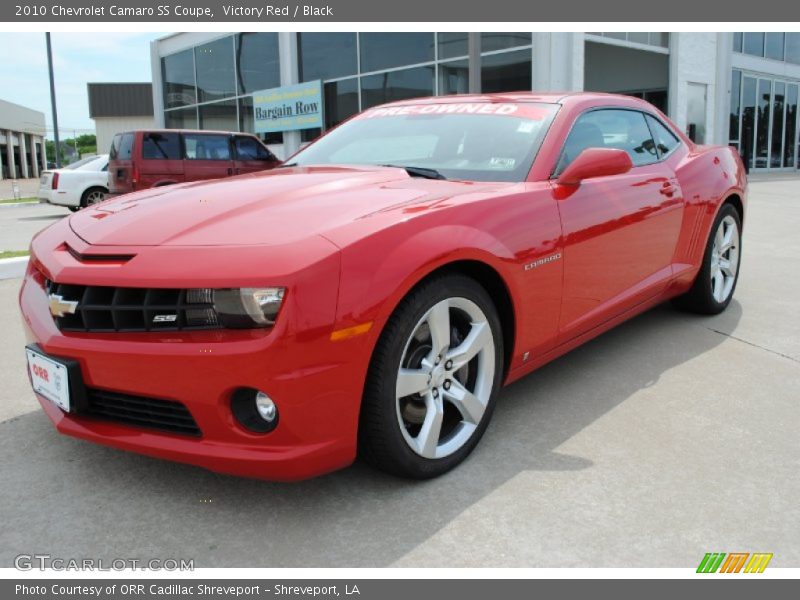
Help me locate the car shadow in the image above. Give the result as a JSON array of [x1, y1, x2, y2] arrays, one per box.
[[17, 214, 68, 222], [0, 301, 742, 567]]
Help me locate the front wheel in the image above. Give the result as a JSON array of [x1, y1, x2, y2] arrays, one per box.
[[674, 203, 742, 314], [358, 274, 504, 479]]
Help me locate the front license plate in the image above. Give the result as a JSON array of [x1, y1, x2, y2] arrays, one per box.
[[26, 348, 70, 412]]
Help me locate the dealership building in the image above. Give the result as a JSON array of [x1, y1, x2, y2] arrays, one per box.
[[149, 32, 800, 171], [0, 99, 47, 180]]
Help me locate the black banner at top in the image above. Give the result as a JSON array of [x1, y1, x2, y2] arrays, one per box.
[[2, 0, 800, 22]]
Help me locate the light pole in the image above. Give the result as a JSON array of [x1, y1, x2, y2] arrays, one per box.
[[45, 32, 61, 168]]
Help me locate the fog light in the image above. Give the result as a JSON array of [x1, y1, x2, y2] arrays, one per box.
[[231, 388, 279, 433], [255, 391, 276, 422]]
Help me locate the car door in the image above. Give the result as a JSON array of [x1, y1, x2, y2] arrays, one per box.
[[232, 135, 281, 175], [182, 133, 235, 182], [554, 108, 685, 342]]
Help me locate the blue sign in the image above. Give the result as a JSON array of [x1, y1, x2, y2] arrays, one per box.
[[253, 81, 323, 133]]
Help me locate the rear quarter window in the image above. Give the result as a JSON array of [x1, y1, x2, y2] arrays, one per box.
[[645, 115, 682, 158]]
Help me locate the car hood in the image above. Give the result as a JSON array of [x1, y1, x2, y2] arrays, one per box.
[[68, 166, 514, 247]]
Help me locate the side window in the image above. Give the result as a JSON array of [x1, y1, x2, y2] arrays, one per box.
[[183, 134, 232, 161], [234, 136, 274, 161], [556, 109, 657, 174], [141, 132, 181, 160], [109, 134, 121, 159], [645, 114, 682, 158]]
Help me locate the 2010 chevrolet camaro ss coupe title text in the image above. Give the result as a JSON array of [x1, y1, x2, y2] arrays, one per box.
[[19, 93, 746, 480]]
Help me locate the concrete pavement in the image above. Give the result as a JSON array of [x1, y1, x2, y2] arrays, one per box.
[[0, 202, 69, 254], [0, 178, 798, 568]]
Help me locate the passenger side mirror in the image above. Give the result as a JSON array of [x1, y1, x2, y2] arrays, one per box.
[[556, 148, 633, 186]]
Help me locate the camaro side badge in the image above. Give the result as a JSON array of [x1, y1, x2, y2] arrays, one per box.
[[48, 294, 79, 317], [524, 252, 562, 271]]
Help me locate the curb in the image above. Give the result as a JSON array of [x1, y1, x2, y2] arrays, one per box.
[[0, 256, 29, 281]]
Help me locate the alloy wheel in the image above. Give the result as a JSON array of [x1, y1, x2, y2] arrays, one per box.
[[710, 214, 740, 303], [394, 297, 495, 459]]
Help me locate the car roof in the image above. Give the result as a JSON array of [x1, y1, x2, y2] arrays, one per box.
[[118, 129, 254, 136], [379, 91, 656, 109]]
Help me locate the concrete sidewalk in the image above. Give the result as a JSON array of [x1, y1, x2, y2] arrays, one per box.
[[0, 177, 797, 568], [0, 178, 40, 201]]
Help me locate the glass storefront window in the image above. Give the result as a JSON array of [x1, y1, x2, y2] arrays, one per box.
[[298, 33, 357, 82], [324, 78, 359, 129], [359, 33, 435, 73], [730, 70, 741, 143], [771, 82, 785, 167], [733, 33, 743, 53], [195, 36, 236, 103], [481, 49, 532, 94], [162, 49, 196, 109], [787, 33, 800, 65], [480, 33, 532, 53], [198, 99, 238, 131], [238, 96, 283, 144], [439, 59, 469, 95], [755, 79, 771, 168], [438, 33, 468, 60], [236, 33, 279, 94], [164, 107, 197, 130], [360, 66, 435, 110], [743, 33, 765, 57], [785, 85, 798, 168], [765, 33, 785, 61], [740, 76, 757, 170]]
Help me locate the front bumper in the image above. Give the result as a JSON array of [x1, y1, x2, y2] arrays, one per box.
[[19, 229, 372, 481]]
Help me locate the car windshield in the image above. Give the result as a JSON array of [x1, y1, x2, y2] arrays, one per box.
[[290, 102, 559, 182]]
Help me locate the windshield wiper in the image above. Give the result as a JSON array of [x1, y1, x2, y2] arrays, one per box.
[[277, 162, 298, 168], [380, 164, 446, 180]]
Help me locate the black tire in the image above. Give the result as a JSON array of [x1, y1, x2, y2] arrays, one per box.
[[80, 187, 107, 208], [358, 274, 504, 479], [67, 206, 79, 213], [673, 203, 742, 315]]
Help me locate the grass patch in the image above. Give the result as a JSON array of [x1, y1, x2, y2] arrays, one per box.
[[0, 197, 37, 204], [0, 250, 30, 260]]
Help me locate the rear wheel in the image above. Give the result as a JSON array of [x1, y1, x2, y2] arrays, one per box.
[[80, 187, 107, 208], [674, 203, 742, 314], [358, 274, 503, 479]]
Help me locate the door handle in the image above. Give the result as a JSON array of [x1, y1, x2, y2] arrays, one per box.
[[660, 181, 676, 197], [227, 168, 233, 176]]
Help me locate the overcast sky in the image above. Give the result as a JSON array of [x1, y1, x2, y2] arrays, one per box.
[[0, 32, 164, 139]]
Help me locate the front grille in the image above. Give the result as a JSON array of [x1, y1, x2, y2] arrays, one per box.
[[85, 388, 202, 436], [46, 280, 219, 332]]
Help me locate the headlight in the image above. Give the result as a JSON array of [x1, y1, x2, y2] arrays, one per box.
[[187, 287, 285, 328]]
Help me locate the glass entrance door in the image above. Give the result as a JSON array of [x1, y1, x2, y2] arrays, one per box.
[[732, 70, 800, 171]]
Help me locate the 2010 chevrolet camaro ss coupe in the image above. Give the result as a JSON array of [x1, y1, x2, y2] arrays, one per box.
[[19, 93, 746, 480]]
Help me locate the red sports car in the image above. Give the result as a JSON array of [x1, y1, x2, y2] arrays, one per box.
[[19, 93, 746, 480]]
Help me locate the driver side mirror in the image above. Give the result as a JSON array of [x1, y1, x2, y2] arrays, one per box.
[[556, 148, 633, 186]]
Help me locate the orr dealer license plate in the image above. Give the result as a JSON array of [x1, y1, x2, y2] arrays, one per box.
[[26, 347, 70, 412]]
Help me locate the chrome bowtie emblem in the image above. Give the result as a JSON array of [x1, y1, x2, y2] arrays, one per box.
[[48, 294, 79, 317]]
